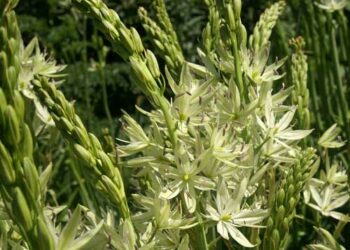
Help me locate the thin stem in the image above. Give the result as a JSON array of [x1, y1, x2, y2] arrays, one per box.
[[329, 15, 350, 144]]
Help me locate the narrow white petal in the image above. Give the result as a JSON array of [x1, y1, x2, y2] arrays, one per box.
[[217, 221, 229, 240], [226, 224, 255, 248]]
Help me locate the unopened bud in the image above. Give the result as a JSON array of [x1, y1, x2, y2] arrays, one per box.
[[145, 50, 160, 79], [0, 141, 16, 184], [131, 27, 144, 53], [36, 216, 55, 250], [226, 4, 236, 30], [73, 144, 96, 167], [234, 0, 242, 19], [23, 157, 40, 199], [277, 189, 285, 205], [13, 187, 33, 232], [96, 150, 115, 177], [13, 90, 24, 120], [101, 175, 120, 202], [4, 105, 21, 145]]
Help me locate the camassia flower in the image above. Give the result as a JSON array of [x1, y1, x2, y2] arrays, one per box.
[[257, 93, 313, 158], [205, 179, 268, 248], [160, 151, 215, 213], [306, 185, 350, 221], [315, 0, 347, 12], [241, 43, 286, 85]]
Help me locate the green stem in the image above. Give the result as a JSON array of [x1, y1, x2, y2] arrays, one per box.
[[157, 95, 178, 149], [333, 220, 346, 240], [98, 65, 114, 134], [329, 15, 350, 143]]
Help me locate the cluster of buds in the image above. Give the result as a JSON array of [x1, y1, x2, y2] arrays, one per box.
[[138, 7, 184, 75], [32, 77, 130, 219], [0, 3, 55, 249], [263, 148, 318, 250], [249, 1, 286, 53], [290, 36, 310, 129], [202, 0, 221, 54]]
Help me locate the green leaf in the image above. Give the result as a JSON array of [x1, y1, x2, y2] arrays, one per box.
[[57, 206, 82, 250]]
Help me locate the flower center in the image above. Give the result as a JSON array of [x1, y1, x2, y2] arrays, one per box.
[[183, 174, 190, 181], [220, 214, 231, 222]]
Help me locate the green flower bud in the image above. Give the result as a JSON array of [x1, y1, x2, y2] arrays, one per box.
[[13, 90, 24, 120], [13, 187, 33, 232], [96, 150, 114, 177], [281, 217, 289, 235], [23, 157, 40, 199], [226, 4, 236, 31], [154, 39, 165, 51], [238, 22, 247, 46], [0, 88, 7, 126], [58, 117, 74, 133], [89, 133, 103, 153], [72, 127, 90, 148], [234, 0, 242, 19], [272, 229, 280, 249], [276, 205, 285, 224], [73, 144, 96, 168], [101, 175, 121, 203], [0, 141, 16, 184], [287, 197, 296, 212], [131, 27, 144, 53], [266, 217, 274, 228], [36, 216, 55, 250], [130, 56, 157, 92], [277, 189, 285, 205], [145, 50, 160, 79], [286, 184, 295, 200], [4, 105, 21, 145], [118, 28, 134, 55]]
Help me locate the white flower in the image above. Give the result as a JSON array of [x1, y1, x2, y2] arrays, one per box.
[[315, 0, 347, 12], [318, 124, 346, 148], [160, 152, 215, 213], [19, 37, 65, 125], [241, 44, 286, 84], [256, 93, 312, 157], [306, 185, 350, 221], [205, 179, 268, 248]]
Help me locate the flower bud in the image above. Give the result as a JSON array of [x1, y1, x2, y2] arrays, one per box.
[[226, 4, 236, 31], [118, 28, 134, 55], [13, 90, 24, 120], [281, 217, 289, 234], [277, 189, 285, 205], [89, 133, 103, 153], [145, 50, 160, 79], [0, 141, 16, 184], [73, 144, 96, 168], [287, 197, 296, 212], [131, 27, 144, 53], [234, 0, 242, 19], [4, 105, 21, 145], [23, 157, 40, 199], [96, 150, 115, 177], [13, 187, 33, 232], [0, 89, 7, 126], [272, 229, 280, 247], [58, 117, 74, 133], [286, 184, 295, 200], [276, 205, 285, 224], [72, 127, 90, 148], [101, 175, 120, 202], [36, 216, 55, 250]]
